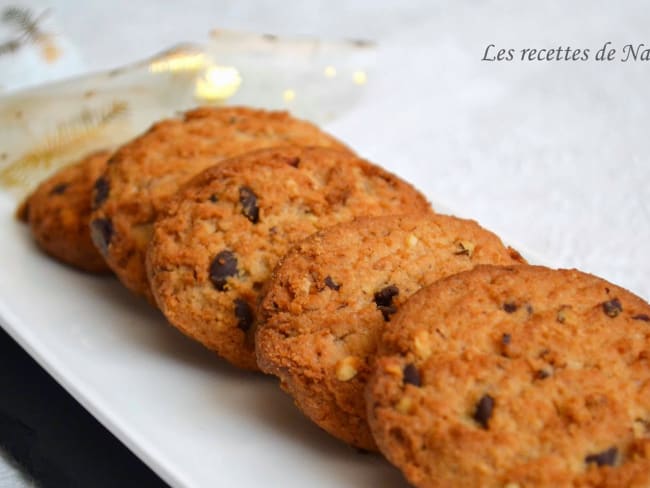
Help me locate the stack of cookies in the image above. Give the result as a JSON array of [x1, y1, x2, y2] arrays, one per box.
[[19, 106, 650, 487]]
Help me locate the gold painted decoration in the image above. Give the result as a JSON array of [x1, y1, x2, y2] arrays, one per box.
[[0, 101, 127, 191], [0, 7, 59, 62], [0, 30, 376, 197]]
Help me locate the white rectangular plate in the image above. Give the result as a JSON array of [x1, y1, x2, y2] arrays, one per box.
[[0, 31, 553, 488]]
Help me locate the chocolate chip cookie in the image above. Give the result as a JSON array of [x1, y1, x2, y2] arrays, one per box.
[[367, 265, 650, 487], [18, 150, 111, 273], [256, 214, 525, 449], [146, 147, 431, 370], [90, 106, 351, 302]]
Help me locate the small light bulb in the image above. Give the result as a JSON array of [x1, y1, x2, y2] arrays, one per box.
[[195, 65, 242, 101], [352, 70, 367, 85]]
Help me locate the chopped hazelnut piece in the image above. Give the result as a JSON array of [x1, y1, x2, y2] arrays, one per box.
[[395, 396, 414, 414], [453, 240, 475, 257], [414, 330, 432, 359], [385, 363, 403, 377], [336, 356, 361, 381], [556, 305, 574, 324]]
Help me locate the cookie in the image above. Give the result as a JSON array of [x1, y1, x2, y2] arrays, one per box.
[[18, 150, 112, 273], [90, 107, 351, 302], [367, 265, 650, 487], [146, 147, 431, 370], [256, 214, 525, 450]]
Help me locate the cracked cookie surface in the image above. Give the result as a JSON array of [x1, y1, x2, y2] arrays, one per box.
[[18, 150, 111, 273], [147, 147, 431, 370], [91, 106, 351, 302], [256, 214, 524, 449], [367, 265, 650, 487]]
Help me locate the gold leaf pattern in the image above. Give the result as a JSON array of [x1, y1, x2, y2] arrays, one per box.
[[0, 101, 128, 192], [0, 6, 55, 59]]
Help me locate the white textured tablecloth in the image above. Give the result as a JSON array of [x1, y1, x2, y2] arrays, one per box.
[[1, 0, 648, 485]]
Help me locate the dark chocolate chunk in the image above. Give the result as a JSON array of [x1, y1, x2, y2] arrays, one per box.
[[403, 364, 421, 387], [633, 314, 650, 322], [602, 298, 623, 318], [473, 394, 494, 429], [535, 369, 550, 380], [50, 182, 68, 195], [209, 193, 218, 203], [585, 446, 618, 467], [375, 286, 399, 319], [209, 250, 238, 291], [502, 333, 511, 345], [374, 285, 399, 307], [378, 305, 397, 321], [375, 285, 399, 321], [89, 218, 113, 255], [93, 177, 109, 208], [234, 299, 254, 332], [324, 276, 340, 291], [503, 302, 518, 313], [288, 157, 300, 167], [239, 186, 259, 223]]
